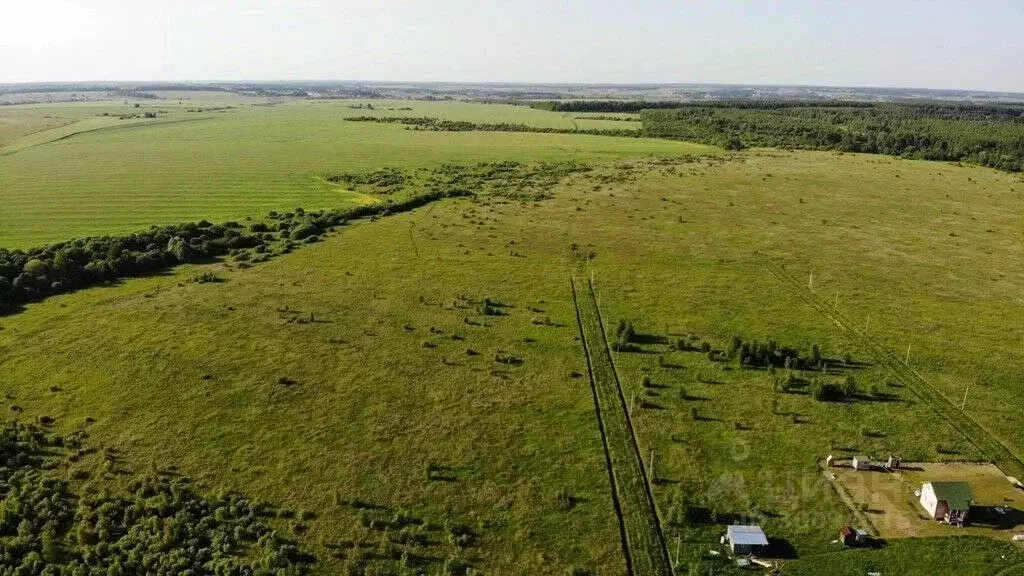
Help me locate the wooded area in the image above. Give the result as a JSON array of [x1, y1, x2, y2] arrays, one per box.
[[526, 100, 1024, 171], [641, 102, 1024, 171]]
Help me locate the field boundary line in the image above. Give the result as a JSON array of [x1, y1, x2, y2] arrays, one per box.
[[574, 275, 673, 575], [765, 265, 1024, 479], [570, 277, 634, 576], [586, 277, 673, 562], [0, 117, 216, 157]]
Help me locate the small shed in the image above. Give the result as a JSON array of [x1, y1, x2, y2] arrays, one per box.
[[886, 455, 901, 470], [920, 481, 972, 525], [852, 456, 871, 470], [726, 525, 769, 556]]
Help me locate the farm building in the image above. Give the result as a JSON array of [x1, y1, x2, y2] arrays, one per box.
[[726, 525, 769, 556], [920, 481, 972, 525], [852, 456, 872, 470]]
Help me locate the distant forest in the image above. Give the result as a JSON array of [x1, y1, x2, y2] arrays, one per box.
[[531, 100, 1024, 171]]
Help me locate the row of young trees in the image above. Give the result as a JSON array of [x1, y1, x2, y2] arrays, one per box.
[[615, 324, 832, 373], [0, 420, 313, 575], [724, 336, 829, 371], [345, 116, 640, 138], [642, 102, 1024, 171]]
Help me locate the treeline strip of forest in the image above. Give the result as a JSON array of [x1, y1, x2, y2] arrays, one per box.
[[344, 116, 641, 137], [528, 99, 1024, 119], [640, 106, 1024, 172], [527, 100, 690, 113], [0, 189, 469, 316]]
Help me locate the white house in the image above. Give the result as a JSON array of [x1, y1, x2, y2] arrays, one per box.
[[920, 481, 972, 525], [726, 525, 769, 556]]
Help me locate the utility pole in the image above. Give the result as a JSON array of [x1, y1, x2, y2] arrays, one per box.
[[648, 449, 656, 481], [808, 272, 814, 291], [905, 343, 911, 365], [961, 384, 970, 412], [674, 535, 681, 568], [864, 315, 870, 334]]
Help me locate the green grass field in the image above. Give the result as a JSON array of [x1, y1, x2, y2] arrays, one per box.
[[1, 96, 1023, 575], [0, 97, 673, 248]]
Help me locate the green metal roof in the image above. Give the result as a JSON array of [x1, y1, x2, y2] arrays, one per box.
[[930, 482, 972, 510]]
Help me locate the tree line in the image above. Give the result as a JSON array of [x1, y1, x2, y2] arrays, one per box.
[[641, 102, 1024, 171], [527, 101, 687, 113], [345, 116, 639, 138]]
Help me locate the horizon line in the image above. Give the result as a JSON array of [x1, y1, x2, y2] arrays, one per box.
[[2, 79, 1024, 97]]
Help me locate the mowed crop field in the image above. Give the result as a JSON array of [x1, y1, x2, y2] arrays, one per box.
[[0, 96, 667, 248], [1, 97, 1024, 574]]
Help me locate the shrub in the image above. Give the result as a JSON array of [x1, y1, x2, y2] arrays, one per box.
[[615, 320, 635, 348], [290, 223, 323, 240], [187, 271, 220, 284], [167, 236, 190, 262], [554, 489, 576, 511], [23, 259, 48, 277], [812, 381, 847, 402]]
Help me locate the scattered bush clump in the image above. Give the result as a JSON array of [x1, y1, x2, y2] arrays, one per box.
[[187, 271, 221, 284], [812, 375, 857, 402], [0, 419, 315, 574]]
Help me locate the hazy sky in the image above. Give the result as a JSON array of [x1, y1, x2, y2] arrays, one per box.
[[2, 0, 1023, 92]]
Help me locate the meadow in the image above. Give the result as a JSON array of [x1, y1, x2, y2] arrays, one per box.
[[0, 95, 1022, 575], [0, 97, 662, 248]]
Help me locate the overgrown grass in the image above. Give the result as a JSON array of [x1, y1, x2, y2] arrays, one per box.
[[0, 101, 1021, 575]]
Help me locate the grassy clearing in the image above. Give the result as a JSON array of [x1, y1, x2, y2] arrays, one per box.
[[0, 100, 1021, 574]]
